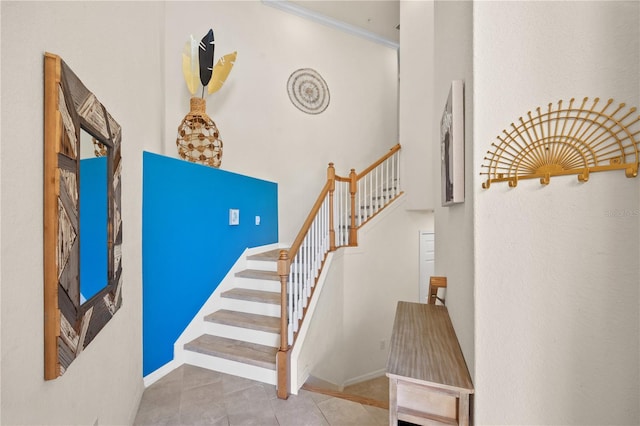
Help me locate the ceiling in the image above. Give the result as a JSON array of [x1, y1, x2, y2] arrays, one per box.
[[287, 1, 400, 44]]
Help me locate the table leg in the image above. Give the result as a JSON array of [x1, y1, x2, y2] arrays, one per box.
[[458, 393, 470, 426], [389, 377, 398, 426]]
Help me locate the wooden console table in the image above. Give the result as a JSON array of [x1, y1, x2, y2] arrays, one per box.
[[386, 302, 474, 425]]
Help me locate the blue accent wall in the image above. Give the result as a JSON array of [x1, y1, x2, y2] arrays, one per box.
[[79, 157, 108, 302], [142, 152, 278, 376]]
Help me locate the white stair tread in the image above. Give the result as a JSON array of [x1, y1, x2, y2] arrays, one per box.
[[184, 335, 277, 370], [221, 288, 280, 305], [205, 309, 280, 334], [247, 248, 286, 262], [235, 269, 280, 281]]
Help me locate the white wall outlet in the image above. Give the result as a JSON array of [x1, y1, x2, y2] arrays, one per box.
[[255, 215, 261, 225], [229, 209, 239, 225]]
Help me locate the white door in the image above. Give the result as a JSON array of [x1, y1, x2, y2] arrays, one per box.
[[419, 231, 435, 303]]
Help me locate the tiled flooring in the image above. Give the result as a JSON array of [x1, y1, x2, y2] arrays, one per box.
[[134, 365, 389, 425]]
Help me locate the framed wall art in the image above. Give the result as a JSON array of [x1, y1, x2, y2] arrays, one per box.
[[440, 80, 465, 206]]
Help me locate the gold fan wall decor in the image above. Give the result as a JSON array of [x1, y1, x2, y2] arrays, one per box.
[[481, 97, 640, 188]]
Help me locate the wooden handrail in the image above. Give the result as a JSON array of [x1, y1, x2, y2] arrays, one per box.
[[286, 180, 332, 259], [356, 143, 401, 180], [276, 144, 402, 400]]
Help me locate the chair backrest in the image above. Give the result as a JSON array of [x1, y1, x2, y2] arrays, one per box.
[[428, 276, 447, 305]]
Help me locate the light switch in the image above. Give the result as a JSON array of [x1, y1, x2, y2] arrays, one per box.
[[255, 216, 261, 225], [229, 209, 239, 225]]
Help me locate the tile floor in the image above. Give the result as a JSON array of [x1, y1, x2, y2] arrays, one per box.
[[134, 365, 389, 426]]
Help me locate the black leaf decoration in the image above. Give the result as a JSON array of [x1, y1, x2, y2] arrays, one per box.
[[199, 29, 215, 88]]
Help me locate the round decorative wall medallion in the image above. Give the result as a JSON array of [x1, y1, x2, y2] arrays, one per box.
[[287, 68, 330, 114]]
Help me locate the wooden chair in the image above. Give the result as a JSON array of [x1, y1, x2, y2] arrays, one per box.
[[428, 276, 447, 305]]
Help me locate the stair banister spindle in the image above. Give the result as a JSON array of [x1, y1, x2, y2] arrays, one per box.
[[307, 231, 311, 297], [342, 182, 346, 245], [288, 264, 293, 343], [385, 158, 389, 202], [307, 230, 311, 291], [311, 213, 324, 276], [392, 155, 397, 197], [369, 172, 373, 221], [380, 161, 387, 205], [391, 155, 396, 197], [337, 183, 342, 245], [314, 217, 318, 277], [364, 174, 369, 221], [356, 179, 361, 227], [396, 149, 401, 195], [301, 241, 305, 317], [292, 256, 298, 332], [310, 220, 315, 285], [336, 183, 341, 245], [379, 160, 383, 206], [377, 165, 381, 210], [343, 182, 348, 245], [378, 161, 382, 207], [336, 184, 339, 245], [322, 198, 327, 254], [380, 163, 384, 206], [298, 255, 302, 323], [324, 197, 329, 252], [298, 242, 304, 310]]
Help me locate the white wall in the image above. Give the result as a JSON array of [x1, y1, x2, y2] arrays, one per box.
[[0, 1, 164, 424], [162, 1, 399, 243], [297, 195, 433, 388], [432, 0, 475, 378], [0, 1, 399, 422], [399, 0, 436, 211], [294, 251, 346, 388], [400, 0, 476, 382], [341, 197, 433, 383], [473, 2, 639, 424]]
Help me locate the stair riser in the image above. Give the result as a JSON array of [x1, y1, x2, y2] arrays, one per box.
[[202, 322, 280, 348], [220, 298, 281, 317], [246, 259, 277, 272], [183, 351, 277, 385], [233, 277, 281, 293]]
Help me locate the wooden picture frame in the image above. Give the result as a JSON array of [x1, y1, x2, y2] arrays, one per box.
[[44, 53, 123, 379], [440, 80, 465, 206]]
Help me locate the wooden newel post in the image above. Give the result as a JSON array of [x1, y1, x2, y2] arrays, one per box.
[[348, 168, 358, 246], [327, 163, 336, 251], [276, 249, 290, 399]]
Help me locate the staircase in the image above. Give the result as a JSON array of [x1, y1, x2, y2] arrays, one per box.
[[172, 144, 402, 397], [181, 248, 284, 385]]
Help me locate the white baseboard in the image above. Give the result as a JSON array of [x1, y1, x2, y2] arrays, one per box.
[[183, 351, 277, 385], [343, 368, 387, 387], [143, 359, 180, 388]]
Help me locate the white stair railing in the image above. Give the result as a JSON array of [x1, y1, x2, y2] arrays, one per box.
[[276, 144, 402, 399], [356, 147, 401, 228]]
